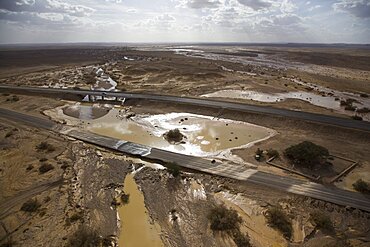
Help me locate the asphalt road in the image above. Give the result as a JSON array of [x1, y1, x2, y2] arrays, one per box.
[[1, 84, 370, 132], [1, 107, 370, 212]]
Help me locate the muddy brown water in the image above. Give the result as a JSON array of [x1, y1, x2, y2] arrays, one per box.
[[87, 111, 274, 157], [118, 173, 163, 247]]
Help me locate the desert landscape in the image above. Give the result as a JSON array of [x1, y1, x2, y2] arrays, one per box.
[[0, 43, 369, 247]]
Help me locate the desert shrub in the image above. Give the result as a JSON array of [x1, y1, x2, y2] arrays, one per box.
[[21, 199, 41, 213], [344, 105, 356, 111], [163, 129, 185, 143], [255, 148, 263, 156], [267, 149, 279, 158], [36, 141, 55, 152], [255, 148, 264, 161], [0, 239, 15, 247], [351, 115, 363, 121], [284, 141, 329, 169], [266, 207, 292, 239], [208, 205, 242, 231], [70, 212, 83, 223], [166, 162, 180, 177], [68, 227, 104, 247], [120, 193, 130, 204], [353, 179, 370, 194], [84, 73, 96, 85], [5, 131, 13, 138], [232, 230, 251, 247], [111, 198, 120, 207], [310, 211, 333, 232], [39, 163, 54, 174], [357, 107, 370, 114], [6, 95, 19, 102]]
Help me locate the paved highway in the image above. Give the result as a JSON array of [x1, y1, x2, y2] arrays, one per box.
[[1, 84, 370, 132], [1, 107, 370, 212]]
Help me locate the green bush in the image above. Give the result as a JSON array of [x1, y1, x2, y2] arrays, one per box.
[[207, 205, 242, 231], [353, 179, 370, 194], [21, 199, 41, 213], [310, 211, 333, 232], [266, 207, 292, 239], [284, 141, 329, 169], [166, 162, 180, 177]]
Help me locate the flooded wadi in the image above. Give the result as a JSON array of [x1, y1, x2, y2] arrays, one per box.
[[118, 173, 163, 247], [202, 87, 370, 121], [45, 103, 275, 162]]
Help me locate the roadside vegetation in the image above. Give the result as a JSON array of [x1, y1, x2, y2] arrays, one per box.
[[208, 204, 251, 247], [353, 179, 370, 194], [284, 141, 329, 169], [265, 206, 292, 239], [166, 162, 180, 177], [310, 211, 333, 232]]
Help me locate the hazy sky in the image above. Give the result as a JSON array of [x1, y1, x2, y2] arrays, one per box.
[[0, 0, 369, 44]]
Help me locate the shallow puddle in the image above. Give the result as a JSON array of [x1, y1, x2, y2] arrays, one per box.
[[118, 173, 163, 247], [203, 89, 340, 108], [202, 89, 370, 120]]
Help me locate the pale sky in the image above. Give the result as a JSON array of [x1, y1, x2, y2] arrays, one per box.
[[0, 0, 369, 44]]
